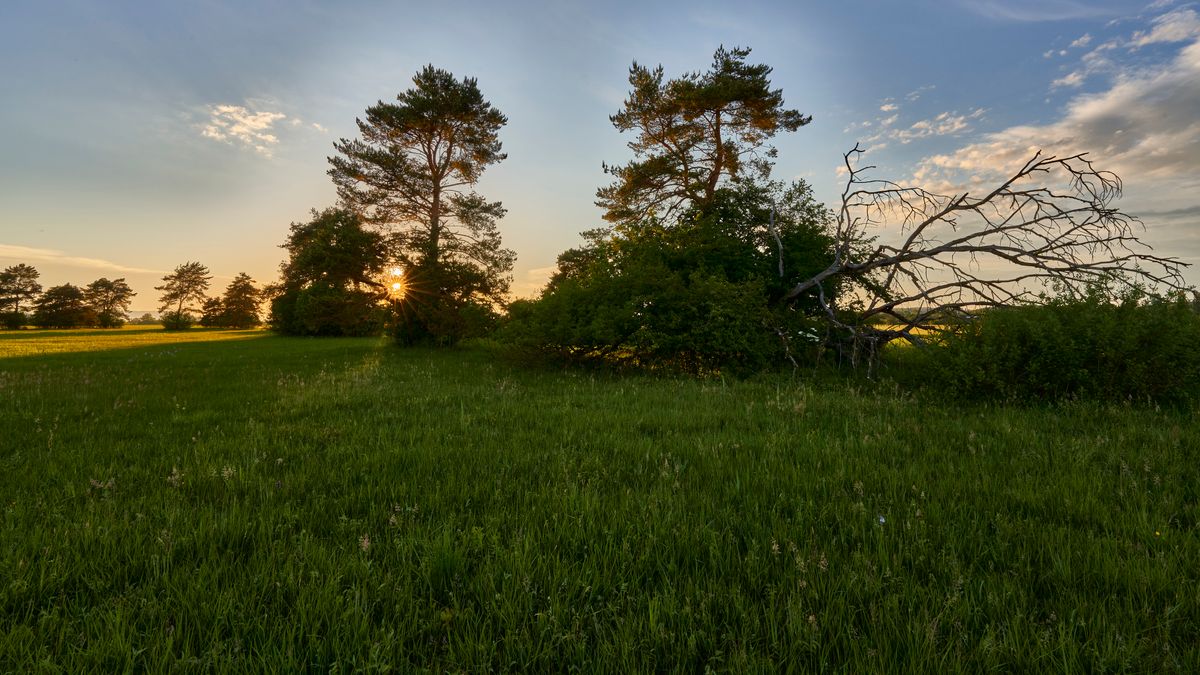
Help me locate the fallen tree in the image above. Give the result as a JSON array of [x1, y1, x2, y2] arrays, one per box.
[[783, 144, 1189, 360]]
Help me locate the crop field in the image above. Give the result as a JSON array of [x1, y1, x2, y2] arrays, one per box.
[[1, 329, 1197, 671]]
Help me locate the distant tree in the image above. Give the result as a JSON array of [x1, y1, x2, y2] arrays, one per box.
[[328, 64, 515, 345], [32, 284, 97, 328], [0, 263, 42, 329], [130, 313, 158, 325], [270, 207, 389, 336], [155, 262, 211, 330], [199, 297, 225, 327], [219, 273, 261, 328], [83, 277, 135, 328], [596, 46, 812, 227]]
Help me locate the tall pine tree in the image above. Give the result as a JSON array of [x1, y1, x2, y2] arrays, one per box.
[[328, 65, 515, 345]]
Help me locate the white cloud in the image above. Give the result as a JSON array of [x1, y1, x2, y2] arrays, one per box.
[[880, 103, 898, 112], [906, 85, 935, 101], [311, 122, 328, 133], [0, 244, 163, 275], [201, 104, 287, 157], [859, 108, 986, 146], [1052, 70, 1087, 88], [1131, 8, 1200, 47], [910, 29, 1200, 266], [1070, 33, 1093, 48]]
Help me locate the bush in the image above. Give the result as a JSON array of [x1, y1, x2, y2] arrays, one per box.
[[2, 311, 25, 330], [129, 313, 159, 326], [270, 284, 384, 337], [161, 311, 195, 331], [916, 293, 1200, 402], [503, 263, 798, 374], [395, 299, 499, 347], [501, 180, 835, 374], [95, 311, 125, 328]]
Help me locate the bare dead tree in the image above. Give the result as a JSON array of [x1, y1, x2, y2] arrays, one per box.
[[786, 144, 1188, 356]]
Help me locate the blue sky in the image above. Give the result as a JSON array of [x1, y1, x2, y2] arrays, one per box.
[[2, 0, 1197, 310]]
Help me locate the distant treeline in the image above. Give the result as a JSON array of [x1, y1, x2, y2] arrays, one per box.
[[0, 262, 262, 330]]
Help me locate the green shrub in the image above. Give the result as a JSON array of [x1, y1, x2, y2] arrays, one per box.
[[501, 180, 835, 374], [917, 293, 1200, 402], [160, 311, 195, 331], [503, 265, 800, 374], [394, 298, 499, 347], [271, 284, 384, 337]]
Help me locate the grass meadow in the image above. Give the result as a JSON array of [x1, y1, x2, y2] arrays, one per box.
[[1, 328, 1197, 671]]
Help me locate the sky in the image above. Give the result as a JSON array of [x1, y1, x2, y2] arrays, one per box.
[[2, 0, 1198, 313]]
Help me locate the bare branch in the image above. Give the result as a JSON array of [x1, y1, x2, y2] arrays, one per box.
[[787, 146, 1189, 352]]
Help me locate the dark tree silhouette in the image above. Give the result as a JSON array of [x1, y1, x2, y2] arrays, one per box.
[[83, 277, 135, 327], [33, 284, 96, 328], [156, 261, 212, 330], [0, 263, 42, 328], [328, 65, 515, 344], [270, 207, 389, 337], [219, 273, 261, 328]]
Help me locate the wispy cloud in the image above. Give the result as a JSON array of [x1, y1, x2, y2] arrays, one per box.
[[1070, 33, 1093, 48], [1131, 7, 1200, 47], [910, 17, 1200, 264], [1044, 9, 1200, 95], [853, 107, 985, 147], [916, 36, 1200, 188], [905, 85, 935, 101], [0, 244, 163, 275], [958, 0, 1122, 22], [1051, 70, 1087, 88], [201, 104, 287, 157]]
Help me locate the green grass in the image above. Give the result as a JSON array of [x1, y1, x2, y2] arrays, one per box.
[[1, 330, 1197, 671], [0, 325, 264, 358]]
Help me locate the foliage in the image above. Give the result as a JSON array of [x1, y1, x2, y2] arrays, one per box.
[[0, 263, 42, 319], [31, 283, 97, 328], [910, 290, 1200, 402], [507, 179, 835, 373], [129, 313, 159, 326], [328, 65, 515, 344], [160, 311, 195, 331], [155, 262, 212, 326], [273, 282, 385, 337], [506, 47, 828, 372], [199, 273, 262, 328], [270, 208, 388, 336], [83, 277, 135, 327], [0, 333, 1196, 671], [597, 46, 811, 226], [198, 298, 225, 328], [219, 273, 261, 328], [392, 262, 504, 346], [1, 311, 25, 330]]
